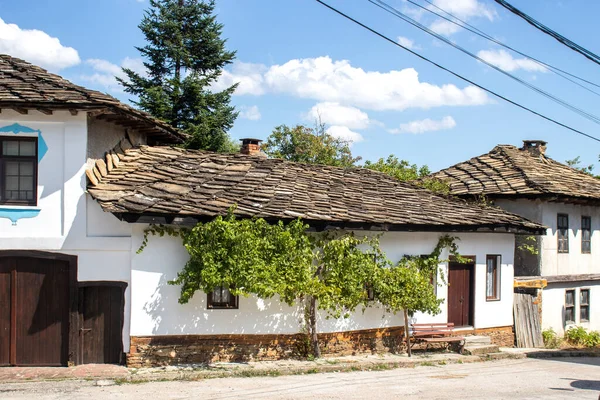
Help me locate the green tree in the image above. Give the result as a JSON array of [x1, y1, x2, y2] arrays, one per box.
[[262, 123, 361, 167], [118, 0, 238, 152], [566, 156, 597, 177], [364, 155, 449, 194], [139, 212, 460, 358]]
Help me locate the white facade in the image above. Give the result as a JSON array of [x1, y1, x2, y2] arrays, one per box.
[[130, 228, 515, 337], [496, 198, 600, 335], [0, 110, 135, 348]]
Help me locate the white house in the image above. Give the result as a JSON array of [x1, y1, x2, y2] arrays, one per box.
[[432, 140, 600, 336], [0, 54, 543, 367]]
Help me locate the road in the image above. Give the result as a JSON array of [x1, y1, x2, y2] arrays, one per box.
[[0, 357, 599, 399]]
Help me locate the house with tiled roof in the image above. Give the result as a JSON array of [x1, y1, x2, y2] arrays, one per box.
[[0, 54, 544, 367], [431, 140, 600, 336]]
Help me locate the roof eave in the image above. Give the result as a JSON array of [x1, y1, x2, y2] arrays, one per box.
[[112, 211, 546, 235]]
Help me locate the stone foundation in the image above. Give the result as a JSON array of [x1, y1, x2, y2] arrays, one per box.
[[472, 326, 515, 347], [127, 327, 406, 368]]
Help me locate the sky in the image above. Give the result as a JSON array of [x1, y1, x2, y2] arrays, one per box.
[[0, 0, 599, 171]]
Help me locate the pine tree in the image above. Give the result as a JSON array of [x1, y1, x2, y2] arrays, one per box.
[[118, 0, 238, 151]]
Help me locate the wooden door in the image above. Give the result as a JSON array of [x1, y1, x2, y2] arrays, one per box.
[[0, 256, 71, 366], [0, 264, 11, 366], [80, 284, 125, 364], [447, 261, 474, 327]]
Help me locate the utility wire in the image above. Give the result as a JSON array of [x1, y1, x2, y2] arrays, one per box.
[[409, 0, 600, 94], [368, 0, 600, 125], [494, 0, 600, 67], [313, 0, 600, 143]]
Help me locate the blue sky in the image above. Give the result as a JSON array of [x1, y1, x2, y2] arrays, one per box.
[[1, 0, 599, 171]]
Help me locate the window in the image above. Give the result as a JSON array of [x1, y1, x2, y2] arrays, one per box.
[[580, 289, 590, 322], [365, 283, 375, 301], [0, 137, 37, 205], [557, 214, 569, 253], [207, 285, 238, 309], [581, 216, 591, 254], [486, 255, 501, 300], [565, 289, 575, 324]]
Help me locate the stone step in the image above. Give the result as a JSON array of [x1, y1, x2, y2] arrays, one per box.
[[462, 344, 500, 355], [463, 335, 492, 345]]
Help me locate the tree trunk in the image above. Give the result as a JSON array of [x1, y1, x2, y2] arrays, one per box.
[[308, 296, 320, 358], [404, 309, 412, 357]]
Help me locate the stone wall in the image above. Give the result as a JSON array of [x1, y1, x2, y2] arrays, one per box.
[[473, 326, 515, 347], [127, 327, 406, 367]]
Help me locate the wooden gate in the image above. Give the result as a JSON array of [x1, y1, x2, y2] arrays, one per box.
[[447, 260, 475, 327], [79, 283, 126, 364], [0, 254, 76, 366], [513, 293, 544, 348]]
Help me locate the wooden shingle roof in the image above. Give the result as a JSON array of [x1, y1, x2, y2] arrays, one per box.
[[430, 143, 600, 202], [87, 144, 544, 234], [0, 54, 185, 144]]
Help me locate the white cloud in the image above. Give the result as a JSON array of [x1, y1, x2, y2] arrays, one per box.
[[217, 56, 489, 111], [306, 102, 371, 130], [0, 18, 80, 71], [390, 116, 456, 134], [428, 0, 496, 35], [326, 126, 364, 144], [477, 49, 547, 73], [239, 105, 261, 121], [397, 36, 419, 50], [214, 61, 267, 95], [81, 57, 147, 92]]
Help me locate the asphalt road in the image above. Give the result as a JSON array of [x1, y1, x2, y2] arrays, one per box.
[[0, 357, 599, 399]]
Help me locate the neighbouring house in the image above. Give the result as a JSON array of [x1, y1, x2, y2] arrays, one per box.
[[0, 54, 544, 368], [430, 140, 600, 336]]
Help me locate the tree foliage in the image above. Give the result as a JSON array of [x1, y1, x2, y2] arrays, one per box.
[[364, 155, 450, 194], [118, 0, 238, 152], [139, 210, 463, 357], [566, 156, 598, 178], [262, 123, 361, 168]]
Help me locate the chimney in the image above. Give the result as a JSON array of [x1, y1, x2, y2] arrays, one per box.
[[240, 138, 264, 156], [521, 140, 547, 157]]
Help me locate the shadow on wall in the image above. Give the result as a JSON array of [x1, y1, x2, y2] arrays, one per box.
[[142, 273, 303, 336]]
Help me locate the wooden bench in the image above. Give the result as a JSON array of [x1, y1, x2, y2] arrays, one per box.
[[410, 323, 465, 353]]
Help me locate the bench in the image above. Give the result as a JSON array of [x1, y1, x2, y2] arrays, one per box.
[[410, 323, 465, 353]]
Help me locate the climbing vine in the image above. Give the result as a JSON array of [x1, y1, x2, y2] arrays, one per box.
[[138, 209, 464, 358]]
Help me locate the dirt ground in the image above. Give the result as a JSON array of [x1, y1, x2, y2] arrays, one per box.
[[1, 357, 599, 399]]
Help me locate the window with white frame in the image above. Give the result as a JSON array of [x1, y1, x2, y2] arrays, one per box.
[[565, 289, 575, 324], [557, 214, 569, 253], [580, 289, 590, 322], [486, 255, 501, 300], [581, 216, 591, 254]]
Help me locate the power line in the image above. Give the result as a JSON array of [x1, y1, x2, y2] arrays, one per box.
[[313, 0, 600, 143], [494, 0, 600, 67], [409, 0, 600, 94], [368, 0, 600, 125]]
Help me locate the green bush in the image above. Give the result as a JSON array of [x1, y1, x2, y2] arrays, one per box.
[[564, 326, 600, 347], [542, 328, 561, 349]]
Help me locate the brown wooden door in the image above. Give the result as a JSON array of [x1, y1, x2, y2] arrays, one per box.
[[0, 256, 70, 366], [80, 284, 125, 364], [447, 261, 474, 327]]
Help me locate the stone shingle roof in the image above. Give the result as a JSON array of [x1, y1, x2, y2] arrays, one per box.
[[0, 54, 185, 144], [87, 144, 544, 234], [430, 143, 600, 202]]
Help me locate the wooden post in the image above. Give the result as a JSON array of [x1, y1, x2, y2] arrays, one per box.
[[404, 309, 411, 357], [309, 296, 320, 358]]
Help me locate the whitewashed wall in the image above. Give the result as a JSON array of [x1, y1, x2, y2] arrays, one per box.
[[0, 110, 134, 348], [130, 227, 515, 336], [542, 282, 600, 335], [495, 198, 600, 277]]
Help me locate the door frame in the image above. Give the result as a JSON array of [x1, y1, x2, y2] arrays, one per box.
[[0, 250, 78, 366], [447, 256, 476, 327], [78, 281, 128, 365]]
